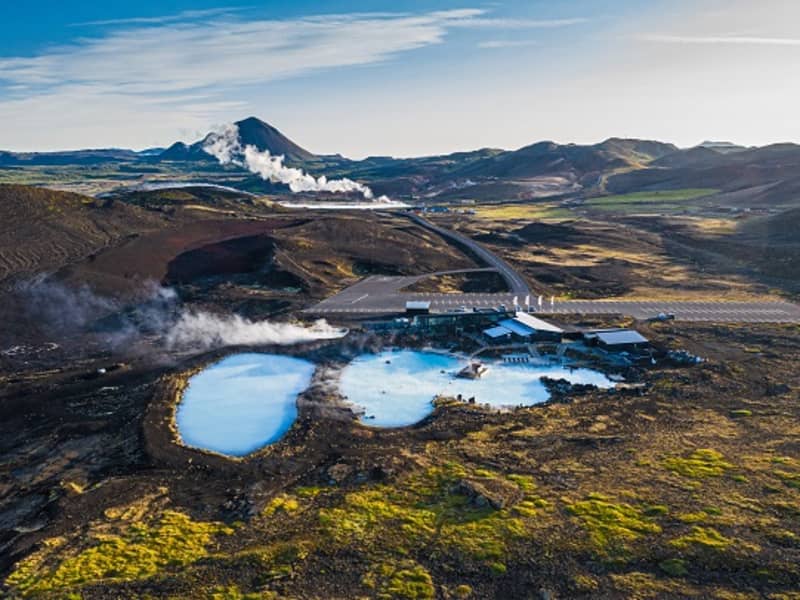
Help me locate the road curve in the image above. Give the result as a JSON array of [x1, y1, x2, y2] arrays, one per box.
[[401, 212, 531, 297]]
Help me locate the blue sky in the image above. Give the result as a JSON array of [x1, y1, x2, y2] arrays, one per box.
[[0, 1, 798, 155]]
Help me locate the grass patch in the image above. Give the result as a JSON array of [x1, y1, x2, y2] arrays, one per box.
[[582, 188, 718, 215], [565, 493, 663, 558], [773, 470, 800, 490], [209, 585, 279, 600], [659, 558, 689, 577], [5, 511, 233, 596], [232, 540, 311, 582], [262, 494, 300, 517], [730, 409, 753, 418], [362, 559, 435, 599], [670, 526, 733, 550], [319, 463, 538, 566], [663, 449, 733, 479], [472, 204, 573, 221], [295, 485, 324, 498]]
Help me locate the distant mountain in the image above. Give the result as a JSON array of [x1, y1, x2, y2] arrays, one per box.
[[158, 117, 318, 164], [607, 142, 800, 195], [136, 147, 166, 157], [4, 118, 800, 206], [0, 148, 140, 166], [697, 141, 748, 154], [449, 138, 677, 181]]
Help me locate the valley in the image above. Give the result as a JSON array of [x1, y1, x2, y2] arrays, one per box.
[[1, 118, 800, 600]]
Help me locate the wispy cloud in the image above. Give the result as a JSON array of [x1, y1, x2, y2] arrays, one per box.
[[72, 7, 250, 27], [454, 17, 587, 29], [0, 8, 587, 104], [479, 39, 540, 49], [0, 10, 482, 96], [0, 7, 586, 150], [638, 33, 800, 46]]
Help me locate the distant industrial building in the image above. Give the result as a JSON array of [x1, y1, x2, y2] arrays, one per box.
[[584, 329, 650, 352]]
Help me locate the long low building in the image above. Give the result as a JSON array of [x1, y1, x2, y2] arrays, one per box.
[[483, 312, 564, 342], [584, 329, 650, 351]]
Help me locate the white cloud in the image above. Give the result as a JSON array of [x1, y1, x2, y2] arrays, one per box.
[[0, 7, 587, 151], [72, 7, 249, 27], [478, 39, 540, 49], [0, 9, 590, 98], [452, 17, 587, 29], [638, 33, 800, 46]]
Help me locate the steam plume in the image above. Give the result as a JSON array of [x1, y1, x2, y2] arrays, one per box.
[[203, 123, 388, 201], [166, 311, 346, 350], [10, 276, 346, 358]]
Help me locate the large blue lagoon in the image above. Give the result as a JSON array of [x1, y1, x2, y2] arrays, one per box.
[[339, 349, 614, 428], [176, 353, 316, 456]]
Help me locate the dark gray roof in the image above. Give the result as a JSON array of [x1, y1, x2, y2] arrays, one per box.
[[596, 330, 649, 345]]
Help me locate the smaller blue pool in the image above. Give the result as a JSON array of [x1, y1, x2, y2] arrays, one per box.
[[176, 353, 316, 457]]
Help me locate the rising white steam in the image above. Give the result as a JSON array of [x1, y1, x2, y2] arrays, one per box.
[[13, 276, 347, 357], [203, 123, 387, 201], [166, 311, 347, 351]]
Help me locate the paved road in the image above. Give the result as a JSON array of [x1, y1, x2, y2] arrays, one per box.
[[305, 276, 800, 323], [305, 215, 800, 323], [403, 212, 531, 296]]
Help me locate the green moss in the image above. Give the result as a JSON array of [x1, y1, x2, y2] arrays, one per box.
[[453, 584, 473, 598], [676, 507, 722, 524], [4, 537, 67, 595], [565, 495, 662, 557], [319, 489, 437, 549], [730, 409, 752, 418], [319, 463, 533, 566], [659, 558, 688, 577], [6, 511, 233, 596], [773, 470, 800, 490], [573, 573, 599, 591], [294, 486, 324, 498], [642, 504, 669, 517], [507, 474, 537, 493], [513, 498, 551, 518], [670, 526, 733, 550], [262, 494, 300, 517], [766, 529, 800, 547], [362, 559, 435, 599], [488, 562, 507, 575], [233, 540, 310, 582], [663, 449, 733, 479], [208, 585, 278, 600]]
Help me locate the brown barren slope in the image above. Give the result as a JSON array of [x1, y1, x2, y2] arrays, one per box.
[[0, 185, 167, 284]]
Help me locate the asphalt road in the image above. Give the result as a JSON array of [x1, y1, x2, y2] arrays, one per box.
[[305, 276, 800, 323], [403, 212, 531, 296]]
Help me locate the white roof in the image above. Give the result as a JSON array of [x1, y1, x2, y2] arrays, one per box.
[[596, 330, 649, 345], [484, 326, 512, 339], [513, 312, 564, 333], [499, 318, 535, 337], [406, 301, 431, 310]]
